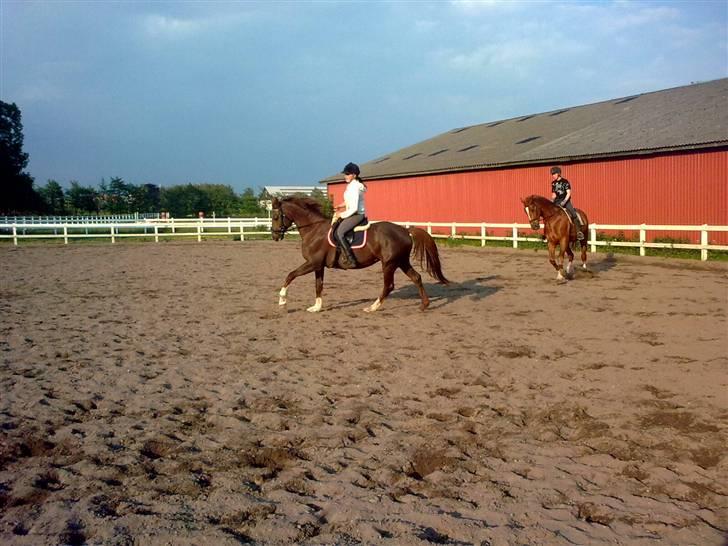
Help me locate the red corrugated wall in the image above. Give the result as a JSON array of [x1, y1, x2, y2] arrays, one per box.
[[327, 149, 728, 243]]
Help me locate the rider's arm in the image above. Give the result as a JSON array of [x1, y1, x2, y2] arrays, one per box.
[[562, 188, 571, 205]]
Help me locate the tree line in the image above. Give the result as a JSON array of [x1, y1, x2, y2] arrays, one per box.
[[1, 100, 330, 218]]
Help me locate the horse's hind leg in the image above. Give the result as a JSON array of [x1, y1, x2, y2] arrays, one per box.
[[364, 261, 397, 313], [401, 260, 429, 311], [580, 240, 589, 271]]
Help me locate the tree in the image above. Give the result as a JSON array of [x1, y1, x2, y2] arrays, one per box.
[[239, 187, 264, 216], [66, 181, 99, 214], [0, 101, 43, 213], [198, 184, 240, 217], [310, 187, 334, 218], [100, 177, 134, 214], [161, 184, 211, 217], [38, 180, 66, 215], [130, 183, 161, 213]]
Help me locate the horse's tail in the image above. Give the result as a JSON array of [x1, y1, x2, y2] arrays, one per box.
[[408, 227, 449, 284]]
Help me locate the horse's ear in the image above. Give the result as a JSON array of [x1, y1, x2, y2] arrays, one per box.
[[271, 196, 280, 207]]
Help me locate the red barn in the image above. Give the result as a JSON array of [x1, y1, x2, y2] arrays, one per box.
[[322, 79, 727, 243]]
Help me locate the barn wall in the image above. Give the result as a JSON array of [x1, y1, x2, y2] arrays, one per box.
[[326, 149, 728, 243]]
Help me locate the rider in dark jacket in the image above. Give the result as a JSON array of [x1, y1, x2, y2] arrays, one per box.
[[550, 166, 584, 240]]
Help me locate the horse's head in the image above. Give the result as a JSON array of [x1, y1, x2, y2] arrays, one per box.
[[270, 197, 294, 241], [521, 196, 542, 230]]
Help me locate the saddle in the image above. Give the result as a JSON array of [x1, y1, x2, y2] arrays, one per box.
[[327, 216, 370, 249], [557, 206, 584, 227]]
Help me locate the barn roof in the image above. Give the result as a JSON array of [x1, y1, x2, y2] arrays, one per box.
[[321, 78, 728, 183]]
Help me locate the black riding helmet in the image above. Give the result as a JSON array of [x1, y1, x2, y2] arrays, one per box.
[[550, 166, 562, 175], [342, 162, 360, 176]]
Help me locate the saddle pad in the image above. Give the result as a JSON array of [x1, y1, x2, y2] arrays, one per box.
[[327, 227, 368, 249]]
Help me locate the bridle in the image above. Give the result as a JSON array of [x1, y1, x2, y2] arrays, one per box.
[[270, 206, 294, 237], [524, 202, 541, 230]]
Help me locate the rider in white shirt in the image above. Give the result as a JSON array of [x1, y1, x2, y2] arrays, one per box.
[[333, 162, 366, 268]]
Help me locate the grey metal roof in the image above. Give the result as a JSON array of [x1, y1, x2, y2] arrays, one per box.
[[321, 78, 728, 183]]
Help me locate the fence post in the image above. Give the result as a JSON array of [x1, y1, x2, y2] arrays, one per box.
[[154, 224, 159, 243], [12, 224, 17, 246], [481, 223, 486, 247], [701, 225, 708, 261], [228, 217, 232, 234], [111, 225, 115, 244], [451, 223, 456, 238], [590, 225, 597, 253], [427, 223, 432, 235], [639, 224, 646, 257], [512, 224, 518, 248], [240, 225, 245, 242], [171, 218, 176, 234], [197, 224, 202, 242], [63, 225, 68, 244]]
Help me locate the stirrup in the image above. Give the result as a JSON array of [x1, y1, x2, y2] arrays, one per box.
[[576, 231, 585, 241]]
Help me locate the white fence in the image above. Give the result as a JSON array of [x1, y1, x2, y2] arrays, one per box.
[[1, 218, 727, 260], [0, 218, 275, 244], [0, 213, 159, 224], [395, 221, 728, 261]]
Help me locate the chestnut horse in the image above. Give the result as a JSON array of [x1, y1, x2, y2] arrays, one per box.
[[271, 196, 448, 312], [521, 195, 589, 282]]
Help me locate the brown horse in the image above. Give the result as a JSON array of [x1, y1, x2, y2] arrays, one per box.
[[521, 195, 589, 282], [271, 196, 448, 312]]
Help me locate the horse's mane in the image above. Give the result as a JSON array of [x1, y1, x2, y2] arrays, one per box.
[[524, 194, 553, 207], [281, 196, 325, 218]]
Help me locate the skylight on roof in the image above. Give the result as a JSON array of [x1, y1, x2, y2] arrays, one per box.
[[518, 115, 536, 122], [403, 153, 421, 160], [373, 157, 390, 164], [451, 127, 470, 133], [549, 109, 569, 116], [428, 149, 449, 157], [458, 145, 479, 152], [614, 96, 639, 105], [488, 121, 504, 128], [516, 136, 541, 144]]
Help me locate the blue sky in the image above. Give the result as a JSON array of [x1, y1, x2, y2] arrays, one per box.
[[1, 0, 726, 193]]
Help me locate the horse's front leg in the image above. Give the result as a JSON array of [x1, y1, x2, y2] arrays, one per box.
[[306, 268, 325, 312], [279, 261, 317, 306], [565, 243, 575, 278], [555, 238, 569, 283], [547, 241, 560, 275]]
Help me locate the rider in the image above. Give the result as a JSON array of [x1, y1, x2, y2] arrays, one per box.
[[550, 166, 584, 240], [333, 162, 367, 268]]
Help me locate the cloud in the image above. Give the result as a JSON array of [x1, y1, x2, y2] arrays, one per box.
[[448, 41, 540, 70], [141, 14, 207, 38], [450, 0, 519, 13], [139, 10, 253, 41]]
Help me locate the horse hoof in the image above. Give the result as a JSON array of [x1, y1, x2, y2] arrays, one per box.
[[278, 299, 287, 306]]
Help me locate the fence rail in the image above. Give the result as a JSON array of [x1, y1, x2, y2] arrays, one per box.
[[1, 218, 727, 260], [393, 221, 728, 261], [0, 213, 160, 224]]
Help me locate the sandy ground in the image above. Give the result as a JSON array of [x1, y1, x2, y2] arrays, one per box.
[[0, 240, 726, 546]]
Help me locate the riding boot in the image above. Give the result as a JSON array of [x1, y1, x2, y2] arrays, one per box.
[[338, 240, 358, 269], [575, 219, 585, 240]]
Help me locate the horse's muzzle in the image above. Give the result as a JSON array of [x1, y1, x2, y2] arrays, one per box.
[[530, 221, 540, 230]]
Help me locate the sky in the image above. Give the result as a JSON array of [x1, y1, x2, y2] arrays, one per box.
[[1, 0, 726, 194]]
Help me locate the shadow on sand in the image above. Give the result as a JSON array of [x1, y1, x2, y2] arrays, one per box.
[[389, 275, 502, 308]]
